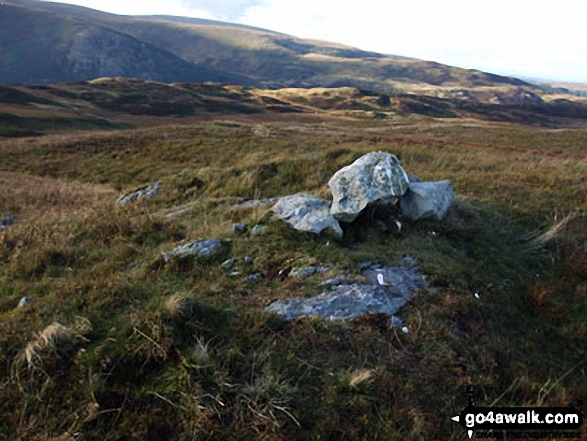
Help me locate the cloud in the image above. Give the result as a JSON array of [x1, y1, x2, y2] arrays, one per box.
[[180, 0, 264, 21], [238, 0, 587, 81]]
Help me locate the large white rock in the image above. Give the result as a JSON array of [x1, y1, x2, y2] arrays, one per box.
[[328, 151, 409, 222], [399, 180, 455, 221], [272, 193, 343, 238]]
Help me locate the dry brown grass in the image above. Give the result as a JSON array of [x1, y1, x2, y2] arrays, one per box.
[[13, 318, 91, 383], [0, 171, 115, 222]]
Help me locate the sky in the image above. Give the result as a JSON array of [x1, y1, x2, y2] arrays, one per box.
[[40, 0, 587, 83]]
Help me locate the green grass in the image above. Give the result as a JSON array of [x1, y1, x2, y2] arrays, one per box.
[[0, 115, 585, 440]]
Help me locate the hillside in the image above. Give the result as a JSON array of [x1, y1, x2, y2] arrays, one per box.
[[0, 103, 585, 439], [2, 78, 587, 137], [2, 0, 532, 95]]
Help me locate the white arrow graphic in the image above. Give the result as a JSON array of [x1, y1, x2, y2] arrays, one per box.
[[451, 415, 460, 422]]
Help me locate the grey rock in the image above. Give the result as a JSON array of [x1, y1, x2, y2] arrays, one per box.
[[221, 258, 237, 270], [272, 193, 343, 238], [17, 297, 33, 308], [362, 266, 426, 299], [228, 271, 241, 277], [163, 239, 222, 262], [117, 182, 162, 205], [244, 255, 254, 264], [408, 174, 420, 183], [329, 151, 409, 222], [1, 215, 18, 229], [289, 266, 317, 278], [232, 223, 248, 233], [245, 274, 262, 283], [251, 225, 268, 235], [267, 265, 426, 321], [399, 180, 455, 221], [289, 265, 332, 278]]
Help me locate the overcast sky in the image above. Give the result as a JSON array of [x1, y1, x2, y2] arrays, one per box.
[[41, 0, 587, 82]]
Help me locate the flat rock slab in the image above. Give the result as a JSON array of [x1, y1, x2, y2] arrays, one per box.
[[163, 239, 223, 262], [329, 151, 409, 222], [399, 180, 455, 221], [117, 182, 162, 205], [272, 193, 343, 238], [266, 264, 426, 321]]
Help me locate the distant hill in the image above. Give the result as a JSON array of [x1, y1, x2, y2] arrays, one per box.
[[1, 0, 530, 92], [2, 78, 587, 137]]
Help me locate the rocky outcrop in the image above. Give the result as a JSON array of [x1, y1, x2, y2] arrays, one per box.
[[117, 182, 162, 205], [266, 262, 426, 320], [329, 151, 410, 222], [272, 193, 343, 238], [399, 180, 455, 221]]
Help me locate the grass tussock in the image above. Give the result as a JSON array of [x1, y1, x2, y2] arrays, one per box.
[[13, 317, 91, 386]]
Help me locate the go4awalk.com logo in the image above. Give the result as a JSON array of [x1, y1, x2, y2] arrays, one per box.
[[451, 392, 583, 439]]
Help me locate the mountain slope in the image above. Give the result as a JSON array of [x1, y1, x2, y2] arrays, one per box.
[[2, 0, 529, 92], [0, 2, 246, 85]]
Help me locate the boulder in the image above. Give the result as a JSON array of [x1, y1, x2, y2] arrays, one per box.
[[399, 180, 455, 221], [266, 264, 426, 321], [329, 151, 410, 222], [163, 239, 223, 262], [272, 193, 343, 238], [117, 182, 162, 205]]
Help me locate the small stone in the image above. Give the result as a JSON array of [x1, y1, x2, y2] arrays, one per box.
[[244, 255, 254, 264], [401, 326, 409, 333], [233, 223, 248, 233], [163, 239, 223, 262], [221, 258, 237, 270], [17, 297, 33, 308], [289, 266, 317, 278], [117, 182, 162, 205], [245, 274, 262, 283], [251, 225, 268, 235], [228, 270, 241, 277], [1, 215, 18, 229]]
